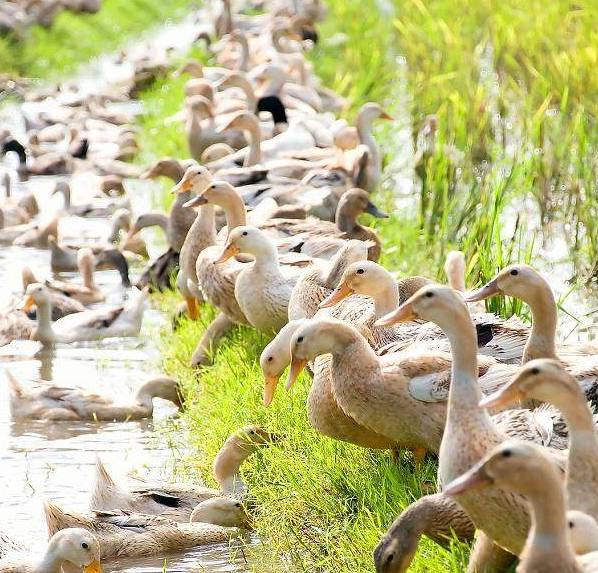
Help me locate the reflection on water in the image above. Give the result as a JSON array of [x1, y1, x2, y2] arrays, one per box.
[[0, 179, 249, 573]]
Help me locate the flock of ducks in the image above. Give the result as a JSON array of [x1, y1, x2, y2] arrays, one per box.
[[0, 0, 597, 572]]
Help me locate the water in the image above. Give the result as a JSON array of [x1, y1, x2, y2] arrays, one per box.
[[0, 10, 251, 573]]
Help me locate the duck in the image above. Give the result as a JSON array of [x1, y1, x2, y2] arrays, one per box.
[[90, 426, 275, 521], [467, 264, 598, 364], [139, 157, 195, 184], [466, 264, 598, 400], [353, 102, 393, 191], [287, 238, 373, 320], [215, 225, 311, 332], [321, 259, 530, 364], [261, 319, 398, 449], [20, 283, 147, 344], [44, 502, 237, 560], [7, 372, 181, 421], [52, 180, 128, 218], [373, 494, 475, 573], [49, 237, 131, 288], [375, 285, 569, 567], [0, 527, 102, 573], [12, 216, 59, 248], [444, 440, 598, 573], [481, 359, 598, 520], [21, 266, 85, 320], [44, 248, 105, 305]]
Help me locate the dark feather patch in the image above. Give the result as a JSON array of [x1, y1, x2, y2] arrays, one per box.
[[476, 322, 495, 347], [256, 95, 288, 124]]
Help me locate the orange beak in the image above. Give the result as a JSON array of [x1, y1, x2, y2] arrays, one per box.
[[285, 357, 306, 391], [380, 110, 394, 120], [319, 281, 354, 309], [374, 301, 417, 327], [18, 295, 35, 313], [215, 243, 240, 264], [172, 178, 194, 194], [465, 278, 502, 303], [263, 375, 280, 407]]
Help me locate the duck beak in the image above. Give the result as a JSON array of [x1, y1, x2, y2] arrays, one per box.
[[465, 278, 502, 303], [84, 560, 102, 573], [172, 177, 194, 194], [375, 301, 417, 327], [380, 110, 394, 121], [263, 375, 280, 407], [183, 194, 208, 208], [365, 200, 388, 218], [216, 118, 237, 134], [444, 465, 493, 497], [479, 382, 524, 410], [18, 295, 35, 313], [285, 357, 306, 391], [215, 243, 240, 264], [319, 281, 354, 309]]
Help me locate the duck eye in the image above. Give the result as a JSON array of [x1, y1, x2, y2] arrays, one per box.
[[267, 356, 273, 362], [510, 269, 519, 276], [569, 521, 575, 529], [531, 367, 540, 375], [297, 336, 304, 343], [235, 502, 241, 508], [386, 554, 394, 563], [356, 268, 365, 275], [81, 542, 89, 549], [425, 291, 434, 298], [502, 450, 512, 458], [242, 231, 248, 236]]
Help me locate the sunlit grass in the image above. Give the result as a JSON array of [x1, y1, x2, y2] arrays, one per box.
[[0, 0, 195, 77]]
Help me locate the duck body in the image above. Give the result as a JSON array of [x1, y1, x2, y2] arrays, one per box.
[[44, 502, 236, 560], [22, 284, 147, 344], [7, 373, 181, 421]]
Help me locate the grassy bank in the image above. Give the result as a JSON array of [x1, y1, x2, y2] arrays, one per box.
[[135, 1, 598, 572], [0, 0, 194, 78]]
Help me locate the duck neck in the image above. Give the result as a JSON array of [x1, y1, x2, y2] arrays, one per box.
[[331, 326, 381, 380], [522, 469, 578, 568], [138, 213, 169, 233], [357, 114, 381, 184], [243, 119, 262, 167], [235, 36, 250, 72], [250, 240, 281, 274], [81, 262, 95, 290], [37, 537, 67, 573], [442, 307, 487, 415], [221, 194, 247, 230], [59, 185, 71, 208], [234, 76, 257, 109], [35, 299, 55, 341], [523, 284, 558, 363], [372, 278, 400, 318], [213, 443, 247, 495], [189, 204, 217, 245]]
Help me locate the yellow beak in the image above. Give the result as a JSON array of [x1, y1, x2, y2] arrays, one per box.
[[375, 301, 417, 327], [263, 375, 280, 407], [319, 281, 354, 309], [285, 357, 307, 391], [215, 243, 240, 264], [18, 295, 36, 313], [84, 560, 102, 573], [172, 178, 194, 194]]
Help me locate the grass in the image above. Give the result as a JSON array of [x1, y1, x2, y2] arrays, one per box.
[[135, 0, 596, 572], [7, 0, 593, 570], [0, 0, 195, 78]]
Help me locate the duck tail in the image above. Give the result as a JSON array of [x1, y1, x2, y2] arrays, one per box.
[[5, 370, 24, 398], [44, 500, 71, 535]]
